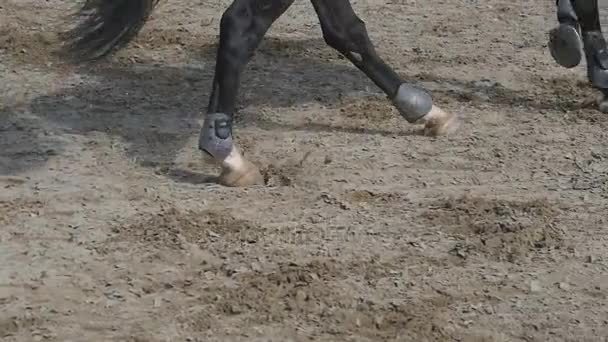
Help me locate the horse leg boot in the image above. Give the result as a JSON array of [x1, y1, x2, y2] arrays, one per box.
[[199, 0, 295, 186], [549, 0, 584, 68], [310, 0, 460, 136], [573, 0, 608, 112]]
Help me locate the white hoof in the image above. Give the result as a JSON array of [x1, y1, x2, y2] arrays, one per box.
[[416, 105, 461, 136], [218, 147, 264, 187]]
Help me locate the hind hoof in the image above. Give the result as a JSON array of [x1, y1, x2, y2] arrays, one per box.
[[549, 24, 583, 69], [597, 93, 608, 113], [218, 160, 264, 187], [418, 105, 461, 137]]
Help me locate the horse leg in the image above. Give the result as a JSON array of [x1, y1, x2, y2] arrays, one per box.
[[309, 0, 460, 136], [550, 0, 608, 112], [573, 0, 608, 112], [199, 0, 295, 187]]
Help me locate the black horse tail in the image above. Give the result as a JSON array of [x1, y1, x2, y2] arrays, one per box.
[[60, 0, 159, 62]]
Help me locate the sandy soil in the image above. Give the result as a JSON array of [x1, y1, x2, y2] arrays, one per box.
[[2, 0, 608, 341]]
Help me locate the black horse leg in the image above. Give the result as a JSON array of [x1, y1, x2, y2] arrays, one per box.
[[550, 0, 608, 111], [309, 0, 460, 136], [573, 0, 608, 109], [199, 0, 295, 186]]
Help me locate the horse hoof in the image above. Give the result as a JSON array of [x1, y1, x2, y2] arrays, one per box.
[[419, 105, 461, 137], [597, 94, 608, 113], [549, 24, 583, 69], [218, 160, 264, 187]]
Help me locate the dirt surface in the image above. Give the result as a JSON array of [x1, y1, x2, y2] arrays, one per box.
[[2, 0, 608, 341]]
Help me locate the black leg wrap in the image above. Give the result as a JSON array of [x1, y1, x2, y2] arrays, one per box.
[[391, 83, 433, 123], [583, 32, 608, 89], [557, 0, 578, 24], [198, 113, 234, 160]]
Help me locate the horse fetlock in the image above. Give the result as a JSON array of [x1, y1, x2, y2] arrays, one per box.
[[198, 113, 263, 187], [549, 23, 583, 68], [416, 105, 461, 137], [391, 83, 433, 123]]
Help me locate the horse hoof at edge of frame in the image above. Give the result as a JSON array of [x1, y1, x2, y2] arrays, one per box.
[[596, 93, 608, 113]]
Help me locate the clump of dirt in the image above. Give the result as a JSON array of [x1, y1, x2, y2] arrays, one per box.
[[109, 206, 260, 249], [337, 96, 395, 124], [0, 314, 45, 340], [421, 195, 563, 262], [568, 154, 608, 193], [526, 76, 608, 123], [261, 163, 296, 187], [261, 151, 312, 187], [200, 259, 449, 340], [344, 189, 408, 205], [202, 260, 340, 320], [0, 27, 58, 65], [413, 72, 593, 112], [0, 199, 44, 226]]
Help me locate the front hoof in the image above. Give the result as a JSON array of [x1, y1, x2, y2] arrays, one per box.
[[418, 105, 461, 136], [218, 160, 264, 187]]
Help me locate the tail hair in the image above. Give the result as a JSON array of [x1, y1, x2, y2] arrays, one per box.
[[60, 0, 159, 62]]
